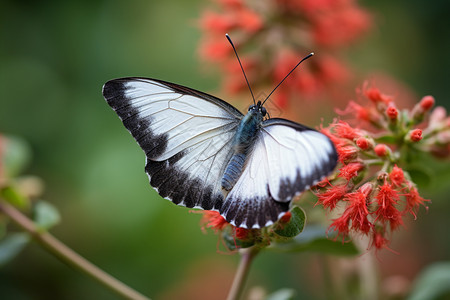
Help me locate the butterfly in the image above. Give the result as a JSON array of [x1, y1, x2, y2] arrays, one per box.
[[102, 77, 338, 229]]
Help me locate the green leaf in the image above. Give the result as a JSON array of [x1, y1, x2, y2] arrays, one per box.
[[266, 288, 296, 300], [270, 225, 359, 256], [0, 185, 28, 208], [0, 233, 30, 266], [375, 135, 397, 144], [222, 229, 255, 251], [405, 165, 432, 188], [274, 207, 306, 238], [33, 200, 61, 230], [2, 135, 32, 177], [408, 261, 450, 300]]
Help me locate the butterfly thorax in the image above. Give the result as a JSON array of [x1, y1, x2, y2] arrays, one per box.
[[221, 105, 264, 191]]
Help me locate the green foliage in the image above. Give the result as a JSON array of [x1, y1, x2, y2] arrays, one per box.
[[0, 233, 30, 267], [0, 185, 28, 208], [33, 200, 61, 231], [265, 288, 296, 300], [273, 207, 306, 238], [408, 262, 450, 300], [1, 135, 31, 178], [271, 225, 359, 256]]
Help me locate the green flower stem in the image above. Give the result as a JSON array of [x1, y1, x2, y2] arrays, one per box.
[[227, 246, 259, 300], [0, 199, 150, 300]]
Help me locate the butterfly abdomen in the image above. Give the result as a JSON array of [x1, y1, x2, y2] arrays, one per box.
[[221, 153, 246, 191], [221, 110, 262, 191]]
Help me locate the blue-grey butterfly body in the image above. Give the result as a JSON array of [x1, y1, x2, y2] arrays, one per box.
[[102, 77, 337, 229]]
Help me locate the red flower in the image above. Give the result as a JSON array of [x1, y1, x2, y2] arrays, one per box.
[[330, 183, 373, 235], [315, 183, 348, 210], [410, 129, 423, 142], [389, 165, 405, 187], [374, 182, 403, 230], [198, 0, 372, 103], [333, 121, 362, 140], [200, 11, 235, 34], [337, 144, 358, 163], [364, 85, 392, 105], [370, 229, 390, 250], [338, 162, 364, 181], [337, 100, 371, 121], [199, 38, 232, 62], [404, 186, 430, 219], [201, 211, 229, 232], [236, 8, 263, 33]]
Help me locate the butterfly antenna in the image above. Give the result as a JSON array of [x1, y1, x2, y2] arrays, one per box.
[[226, 33, 256, 105], [262, 52, 314, 105]]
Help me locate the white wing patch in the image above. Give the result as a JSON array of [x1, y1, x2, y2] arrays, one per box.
[[261, 124, 336, 202]]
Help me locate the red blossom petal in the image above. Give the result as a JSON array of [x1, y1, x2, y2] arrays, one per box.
[[330, 183, 373, 235], [389, 165, 405, 187], [370, 229, 391, 250], [315, 183, 348, 210], [337, 144, 358, 163], [200, 211, 229, 232], [237, 9, 263, 33], [403, 186, 430, 219], [374, 182, 403, 231], [338, 162, 364, 181], [336, 100, 371, 121], [333, 121, 362, 140], [199, 11, 235, 33], [364, 86, 392, 105], [199, 38, 232, 61]]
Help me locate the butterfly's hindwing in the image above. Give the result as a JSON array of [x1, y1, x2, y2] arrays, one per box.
[[220, 118, 337, 228], [103, 78, 243, 210]]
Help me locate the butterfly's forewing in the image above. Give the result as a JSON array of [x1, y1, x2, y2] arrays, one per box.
[[223, 118, 337, 228], [103, 78, 243, 210]]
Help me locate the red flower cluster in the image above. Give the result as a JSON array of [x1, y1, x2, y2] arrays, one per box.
[[315, 84, 440, 251], [198, 0, 372, 108]]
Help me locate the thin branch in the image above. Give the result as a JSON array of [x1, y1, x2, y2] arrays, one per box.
[[227, 246, 260, 300], [0, 199, 150, 300]]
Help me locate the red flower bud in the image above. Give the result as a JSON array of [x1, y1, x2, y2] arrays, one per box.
[[279, 211, 292, 223], [356, 137, 371, 150], [374, 144, 388, 157], [386, 105, 398, 120], [419, 95, 435, 111], [410, 129, 423, 142]]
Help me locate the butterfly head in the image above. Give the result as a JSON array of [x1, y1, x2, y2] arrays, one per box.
[[248, 101, 267, 119]]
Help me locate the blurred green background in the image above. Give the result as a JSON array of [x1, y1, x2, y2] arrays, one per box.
[[1, 0, 450, 299]]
